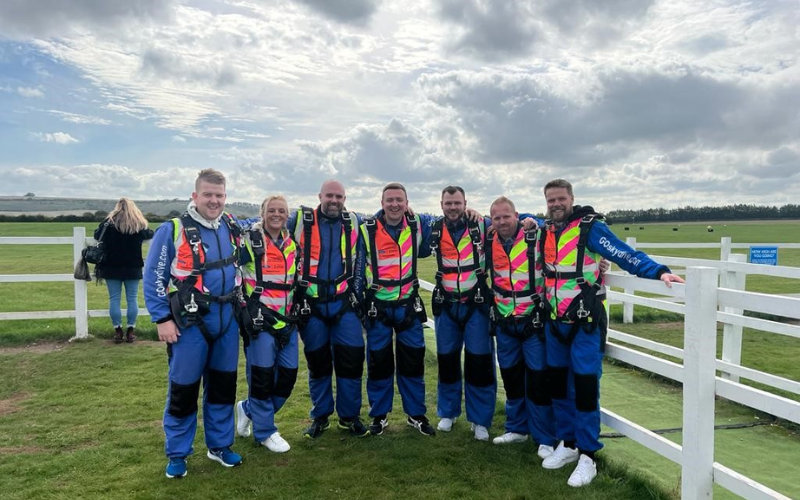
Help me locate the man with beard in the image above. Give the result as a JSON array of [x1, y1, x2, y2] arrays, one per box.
[[430, 186, 495, 441], [271, 179, 369, 439], [144, 168, 244, 478], [538, 179, 683, 487]]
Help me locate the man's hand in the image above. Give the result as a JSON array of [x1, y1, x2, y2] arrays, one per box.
[[157, 320, 181, 344], [599, 259, 610, 274], [660, 273, 685, 288], [465, 208, 482, 222], [521, 217, 539, 231]]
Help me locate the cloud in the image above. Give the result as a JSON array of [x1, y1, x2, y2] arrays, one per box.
[[47, 110, 111, 125], [292, 0, 381, 24], [0, 0, 176, 39], [32, 132, 80, 144], [417, 68, 800, 165], [171, 135, 186, 143], [437, 0, 539, 59], [17, 86, 44, 98]]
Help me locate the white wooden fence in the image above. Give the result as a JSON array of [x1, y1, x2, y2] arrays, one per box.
[[0, 227, 150, 339], [1, 229, 799, 499]]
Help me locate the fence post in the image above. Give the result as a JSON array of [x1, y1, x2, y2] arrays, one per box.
[[720, 254, 746, 382], [720, 237, 731, 262], [623, 237, 636, 323], [72, 227, 89, 340], [681, 266, 719, 500]]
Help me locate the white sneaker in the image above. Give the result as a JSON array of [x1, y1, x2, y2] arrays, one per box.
[[471, 424, 489, 441], [492, 432, 528, 444], [542, 441, 579, 469], [537, 444, 555, 459], [567, 454, 597, 487], [437, 417, 457, 432], [235, 400, 251, 438], [262, 432, 290, 453]]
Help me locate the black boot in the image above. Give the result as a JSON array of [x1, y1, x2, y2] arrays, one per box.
[[125, 327, 136, 343], [113, 326, 124, 344]]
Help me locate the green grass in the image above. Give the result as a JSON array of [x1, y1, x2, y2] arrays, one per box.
[[0, 338, 672, 500]]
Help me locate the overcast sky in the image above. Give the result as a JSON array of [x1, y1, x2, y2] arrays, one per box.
[[0, 0, 798, 215]]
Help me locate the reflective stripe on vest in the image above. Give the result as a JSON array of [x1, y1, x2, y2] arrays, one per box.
[[542, 218, 603, 320], [362, 215, 422, 301], [438, 221, 485, 294], [168, 213, 241, 295], [293, 208, 358, 298], [242, 228, 298, 327], [490, 227, 540, 317]]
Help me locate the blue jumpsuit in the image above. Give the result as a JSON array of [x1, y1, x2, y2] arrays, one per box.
[[144, 216, 241, 459], [434, 217, 496, 429], [545, 207, 669, 454], [239, 231, 299, 443], [493, 224, 556, 447], [289, 209, 365, 421], [360, 211, 434, 419]]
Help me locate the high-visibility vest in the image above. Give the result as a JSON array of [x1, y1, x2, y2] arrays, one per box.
[[169, 212, 241, 297], [362, 214, 422, 302], [430, 218, 486, 297], [242, 227, 298, 330], [541, 215, 604, 321], [487, 225, 541, 317], [292, 206, 358, 299]]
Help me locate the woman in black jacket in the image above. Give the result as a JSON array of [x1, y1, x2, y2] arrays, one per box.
[[94, 198, 154, 343]]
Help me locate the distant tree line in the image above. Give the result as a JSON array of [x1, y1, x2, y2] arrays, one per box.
[[0, 210, 255, 223], [606, 204, 800, 224]]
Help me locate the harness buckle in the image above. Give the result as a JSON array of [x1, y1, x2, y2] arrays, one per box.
[[575, 276, 587, 285], [576, 299, 590, 319], [253, 286, 264, 295], [253, 308, 264, 329], [303, 210, 314, 223], [434, 288, 445, 304], [413, 296, 423, 313], [367, 302, 378, 318], [473, 287, 484, 304], [185, 293, 199, 314], [300, 300, 311, 316], [532, 312, 542, 329]]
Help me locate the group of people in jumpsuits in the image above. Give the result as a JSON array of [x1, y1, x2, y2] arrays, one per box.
[[143, 169, 683, 486]]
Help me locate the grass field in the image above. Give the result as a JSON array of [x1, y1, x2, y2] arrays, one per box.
[[1, 220, 799, 499]]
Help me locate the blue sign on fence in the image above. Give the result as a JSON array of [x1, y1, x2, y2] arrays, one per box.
[[749, 246, 778, 265]]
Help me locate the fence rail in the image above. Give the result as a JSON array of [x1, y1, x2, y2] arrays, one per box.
[[1, 230, 799, 499]]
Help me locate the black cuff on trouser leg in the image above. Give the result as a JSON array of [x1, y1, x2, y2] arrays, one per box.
[[548, 366, 569, 401], [273, 366, 298, 399], [574, 373, 599, 412]]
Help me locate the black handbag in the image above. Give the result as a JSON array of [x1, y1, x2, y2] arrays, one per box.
[[83, 222, 109, 265]]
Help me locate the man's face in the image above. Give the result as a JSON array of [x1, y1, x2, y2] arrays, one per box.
[[192, 180, 226, 221], [545, 187, 574, 223], [318, 181, 346, 217], [441, 191, 466, 222], [381, 188, 408, 225], [490, 202, 518, 240]]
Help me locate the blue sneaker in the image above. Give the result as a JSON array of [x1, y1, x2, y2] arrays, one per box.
[[207, 447, 243, 468], [165, 457, 187, 478]]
